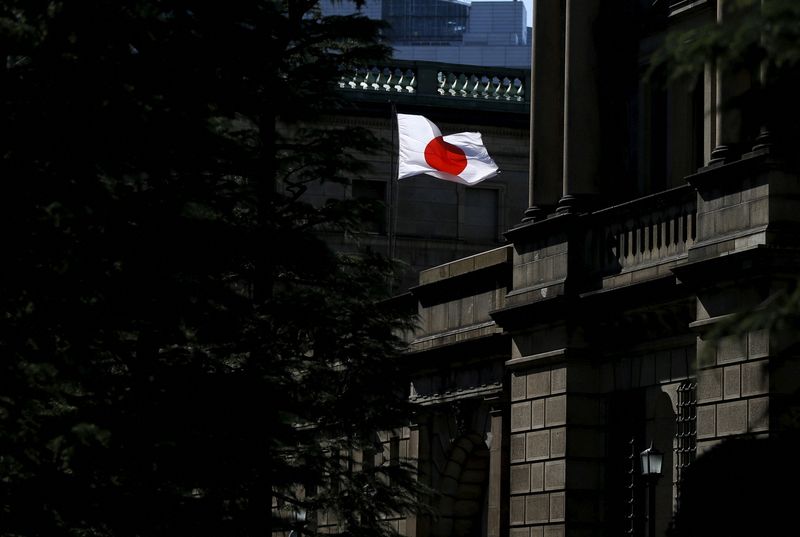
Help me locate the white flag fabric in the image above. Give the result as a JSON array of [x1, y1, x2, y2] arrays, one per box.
[[397, 113, 499, 185]]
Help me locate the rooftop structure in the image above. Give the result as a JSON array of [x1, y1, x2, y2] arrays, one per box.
[[321, 0, 531, 68]]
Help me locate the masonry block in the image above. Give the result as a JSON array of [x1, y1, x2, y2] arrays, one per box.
[[528, 370, 551, 398], [510, 528, 530, 537], [512, 402, 532, 432], [532, 399, 545, 429], [544, 460, 566, 490], [526, 430, 550, 461], [718, 334, 747, 364], [511, 434, 526, 462], [550, 492, 565, 522], [697, 211, 715, 238], [742, 360, 769, 396], [740, 177, 769, 201], [429, 303, 447, 333], [552, 252, 568, 278], [748, 396, 769, 432], [545, 395, 567, 426], [696, 338, 716, 368], [511, 464, 531, 494], [525, 494, 549, 524], [719, 203, 749, 234], [723, 365, 741, 399], [550, 427, 566, 458], [530, 462, 544, 492], [510, 496, 525, 525], [748, 328, 769, 358], [543, 524, 565, 537], [749, 197, 770, 226], [697, 438, 723, 457], [551, 366, 567, 393], [716, 400, 748, 436], [697, 367, 723, 402], [512, 372, 527, 401], [697, 404, 716, 439]]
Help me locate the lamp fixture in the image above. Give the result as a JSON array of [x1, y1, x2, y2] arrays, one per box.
[[640, 441, 663, 478]]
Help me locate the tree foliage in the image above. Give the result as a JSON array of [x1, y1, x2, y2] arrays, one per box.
[[652, 4, 800, 533], [0, 1, 421, 536], [653, 0, 800, 153]]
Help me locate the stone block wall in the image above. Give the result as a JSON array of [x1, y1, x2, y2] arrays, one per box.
[[509, 365, 568, 537], [695, 328, 771, 455]]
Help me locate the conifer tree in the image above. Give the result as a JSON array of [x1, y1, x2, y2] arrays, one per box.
[[0, 2, 421, 536]]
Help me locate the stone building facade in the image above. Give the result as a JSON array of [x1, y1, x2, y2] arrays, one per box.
[[299, 0, 800, 535], [306, 60, 531, 291], [390, 1, 800, 536]]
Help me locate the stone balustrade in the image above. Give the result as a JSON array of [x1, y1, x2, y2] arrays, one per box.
[[337, 61, 528, 103], [339, 66, 417, 94], [587, 185, 697, 288]]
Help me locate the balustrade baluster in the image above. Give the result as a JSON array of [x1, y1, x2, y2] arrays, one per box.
[[625, 228, 633, 267]]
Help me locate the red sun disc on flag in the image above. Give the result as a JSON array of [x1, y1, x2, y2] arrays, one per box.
[[424, 136, 467, 175]]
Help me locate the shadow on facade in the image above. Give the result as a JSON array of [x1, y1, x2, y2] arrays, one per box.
[[431, 432, 490, 537], [670, 431, 800, 537]]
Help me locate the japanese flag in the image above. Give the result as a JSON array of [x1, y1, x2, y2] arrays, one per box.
[[397, 113, 499, 185]]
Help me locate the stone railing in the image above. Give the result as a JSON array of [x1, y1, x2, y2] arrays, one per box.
[[436, 71, 524, 101], [339, 66, 417, 94], [586, 185, 697, 283], [337, 61, 528, 102]]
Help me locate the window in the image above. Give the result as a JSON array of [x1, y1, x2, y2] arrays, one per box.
[[674, 380, 697, 511]]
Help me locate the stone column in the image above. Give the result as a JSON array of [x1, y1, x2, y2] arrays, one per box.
[[558, 0, 601, 214], [708, 0, 753, 164], [703, 62, 716, 165], [524, 0, 566, 222]]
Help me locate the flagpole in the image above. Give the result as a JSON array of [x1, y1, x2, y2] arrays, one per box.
[[388, 101, 398, 263]]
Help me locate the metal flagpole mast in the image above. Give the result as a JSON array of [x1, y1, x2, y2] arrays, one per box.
[[389, 101, 399, 262]]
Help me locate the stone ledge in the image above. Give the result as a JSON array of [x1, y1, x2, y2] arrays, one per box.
[[409, 382, 502, 406], [417, 245, 512, 286], [506, 349, 568, 370], [410, 320, 500, 351]]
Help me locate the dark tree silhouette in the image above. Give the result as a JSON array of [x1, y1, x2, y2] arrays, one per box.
[[0, 2, 421, 536]]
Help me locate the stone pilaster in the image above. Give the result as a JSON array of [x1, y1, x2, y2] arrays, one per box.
[[559, 0, 601, 213], [525, 0, 566, 221]]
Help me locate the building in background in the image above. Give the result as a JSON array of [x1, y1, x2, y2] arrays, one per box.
[[307, 59, 530, 290], [321, 0, 530, 68], [310, 0, 800, 536]]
